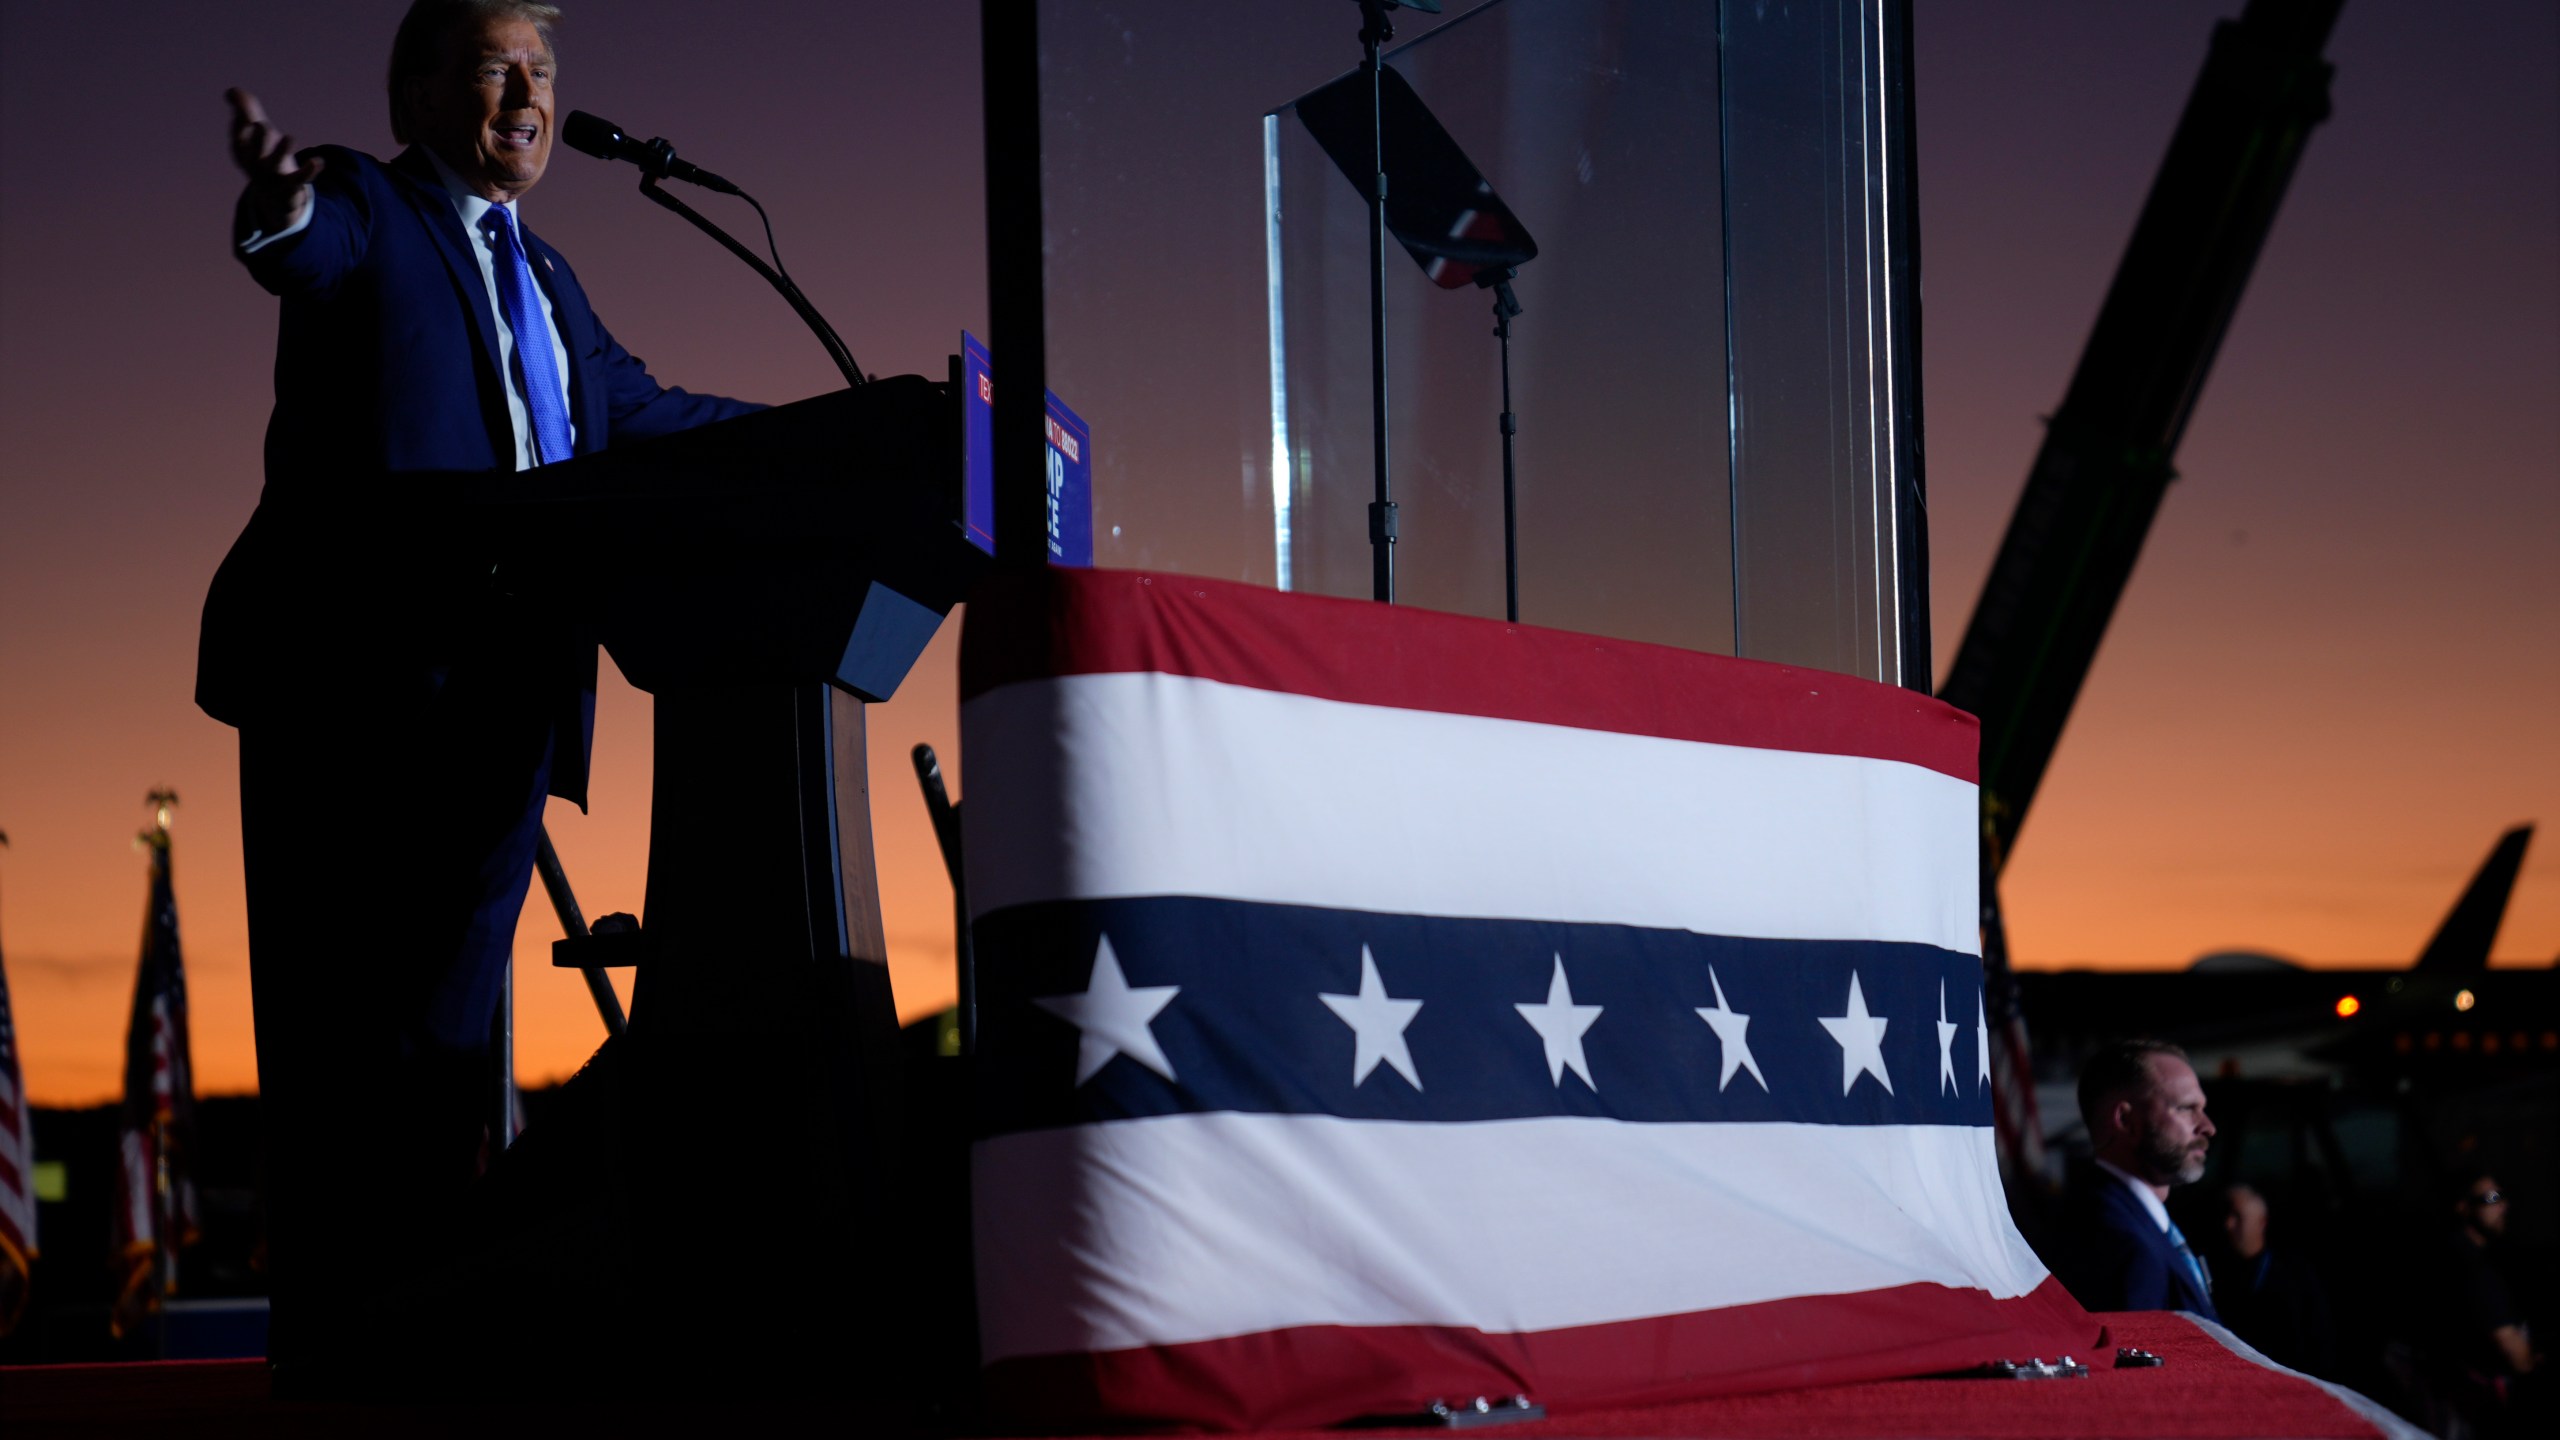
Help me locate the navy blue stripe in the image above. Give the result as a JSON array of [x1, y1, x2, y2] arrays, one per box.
[[974, 897, 1993, 1137]]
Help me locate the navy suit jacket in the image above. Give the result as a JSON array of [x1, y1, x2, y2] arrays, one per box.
[[2055, 1161, 2220, 1320], [199, 146, 761, 804]]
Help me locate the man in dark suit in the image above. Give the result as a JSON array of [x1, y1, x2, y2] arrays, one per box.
[[204, 0, 759, 1379], [2051, 1039, 2221, 1318], [2211, 1182, 2334, 1374]]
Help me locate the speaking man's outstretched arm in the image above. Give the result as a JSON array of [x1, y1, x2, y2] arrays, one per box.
[[225, 89, 370, 292], [227, 89, 325, 236]]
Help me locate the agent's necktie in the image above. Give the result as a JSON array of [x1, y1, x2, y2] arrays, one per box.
[[480, 205, 574, 466], [2164, 1217, 2213, 1302]]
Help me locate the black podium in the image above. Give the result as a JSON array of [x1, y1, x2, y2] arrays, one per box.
[[424, 377, 987, 1395]]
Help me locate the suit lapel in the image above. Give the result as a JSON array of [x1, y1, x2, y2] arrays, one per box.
[[390, 148, 513, 464], [2145, 1202, 2213, 1315], [2098, 1170, 2213, 1313], [391, 149, 505, 378]]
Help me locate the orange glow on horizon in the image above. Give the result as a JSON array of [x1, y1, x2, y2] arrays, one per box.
[[2, 4, 2554, 1109]]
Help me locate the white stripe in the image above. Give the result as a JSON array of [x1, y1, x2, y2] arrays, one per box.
[[975, 1114, 2045, 1360], [963, 673, 1978, 953], [2185, 1314, 2434, 1440], [0, 1163, 31, 1237]]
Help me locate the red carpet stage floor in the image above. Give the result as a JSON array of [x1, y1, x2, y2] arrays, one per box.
[[0, 1313, 2419, 1439]]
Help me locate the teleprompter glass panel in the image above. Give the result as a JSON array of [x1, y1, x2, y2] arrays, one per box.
[[1269, 0, 1732, 651], [1024, 0, 1921, 681], [1030, 3, 1435, 586], [1718, 0, 1925, 685]]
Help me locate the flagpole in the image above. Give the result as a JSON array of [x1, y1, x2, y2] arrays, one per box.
[[113, 790, 197, 1343], [154, 1111, 174, 1354], [148, 794, 179, 1347]]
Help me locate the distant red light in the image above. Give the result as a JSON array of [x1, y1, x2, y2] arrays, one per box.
[[2334, 995, 2361, 1019]]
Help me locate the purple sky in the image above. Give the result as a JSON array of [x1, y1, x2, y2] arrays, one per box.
[[1, 0, 2551, 1102]]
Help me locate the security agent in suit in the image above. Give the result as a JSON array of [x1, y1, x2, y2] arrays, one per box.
[[206, 0, 758, 1377], [2052, 1039, 2222, 1319]]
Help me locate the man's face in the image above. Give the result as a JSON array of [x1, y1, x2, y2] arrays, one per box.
[[2222, 1184, 2268, 1258], [2127, 1054, 2214, 1186], [2460, 1177, 2510, 1239], [409, 16, 556, 201]]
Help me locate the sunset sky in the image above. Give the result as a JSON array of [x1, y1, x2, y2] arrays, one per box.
[[1, 0, 2552, 1105]]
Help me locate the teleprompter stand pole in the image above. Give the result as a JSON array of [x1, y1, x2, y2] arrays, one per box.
[[1356, 0, 1408, 603], [1485, 269, 1522, 622]]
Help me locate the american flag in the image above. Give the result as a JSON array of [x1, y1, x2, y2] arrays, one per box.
[[960, 569, 2097, 1431], [0, 831, 37, 1338], [1978, 860, 2050, 1185], [112, 798, 198, 1340]]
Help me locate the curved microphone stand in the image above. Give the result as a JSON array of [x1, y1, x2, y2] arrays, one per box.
[[632, 177, 868, 391]]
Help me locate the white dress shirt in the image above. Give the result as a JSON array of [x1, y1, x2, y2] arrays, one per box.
[[421, 150, 577, 471]]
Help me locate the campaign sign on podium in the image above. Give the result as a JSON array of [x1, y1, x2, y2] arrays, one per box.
[[961, 331, 1093, 565]]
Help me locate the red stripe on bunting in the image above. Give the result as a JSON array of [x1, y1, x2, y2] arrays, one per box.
[[981, 1276, 2097, 1432], [961, 568, 1978, 782]]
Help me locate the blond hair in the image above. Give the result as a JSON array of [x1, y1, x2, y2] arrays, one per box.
[[387, 0, 563, 144]]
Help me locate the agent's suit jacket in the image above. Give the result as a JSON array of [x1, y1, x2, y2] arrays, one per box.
[[199, 145, 761, 804], [2054, 1160, 2220, 1319]]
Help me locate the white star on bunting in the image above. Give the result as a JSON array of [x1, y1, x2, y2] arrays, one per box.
[[1936, 980, 1960, 1095], [1515, 954, 1604, 1091], [1693, 966, 1767, 1092], [1033, 935, 1181, 1085], [1319, 945, 1425, 1090], [1976, 989, 1993, 1089], [1818, 971, 1894, 1096]]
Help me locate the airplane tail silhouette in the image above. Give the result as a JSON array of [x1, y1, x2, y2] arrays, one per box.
[[2412, 825, 2532, 973]]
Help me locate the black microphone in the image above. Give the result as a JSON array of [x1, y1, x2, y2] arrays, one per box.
[[562, 110, 740, 195]]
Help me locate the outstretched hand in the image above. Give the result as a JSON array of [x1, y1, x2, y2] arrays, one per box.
[[226, 88, 325, 236]]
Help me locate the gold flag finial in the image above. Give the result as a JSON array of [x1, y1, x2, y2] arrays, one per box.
[[137, 790, 180, 854]]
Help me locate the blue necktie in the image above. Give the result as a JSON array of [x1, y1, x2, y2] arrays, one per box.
[[479, 205, 574, 466], [2164, 1217, 2213, 1302]]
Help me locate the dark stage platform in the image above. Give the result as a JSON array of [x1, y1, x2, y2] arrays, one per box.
[[0, 1312, 2416, 1439]]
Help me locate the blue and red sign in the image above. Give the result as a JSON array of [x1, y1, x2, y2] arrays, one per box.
[[962, 332, 1092, 566]]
